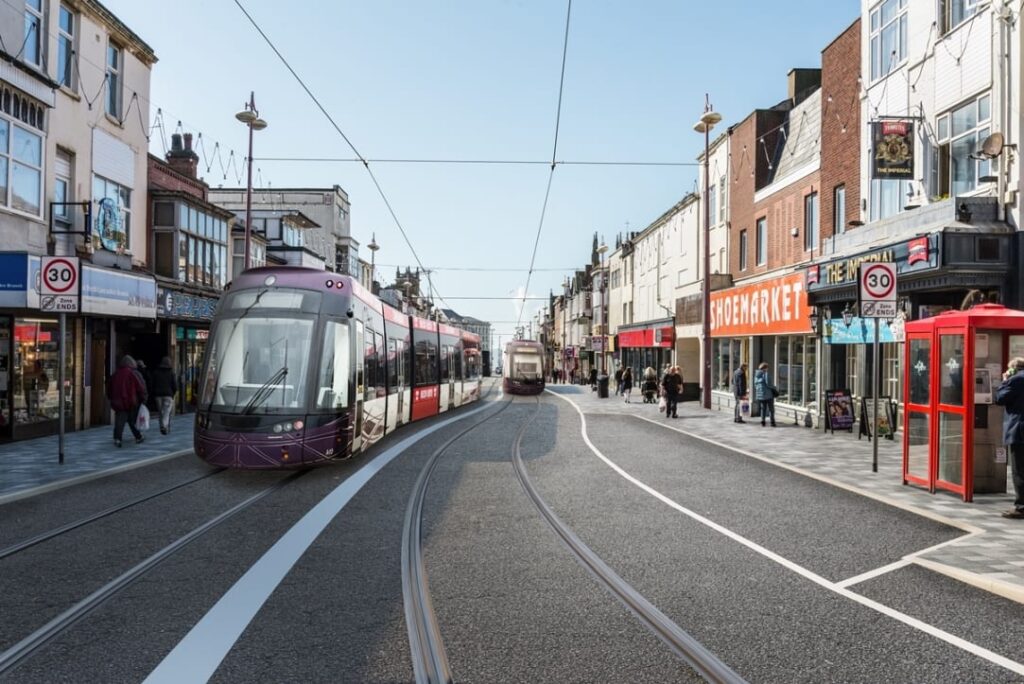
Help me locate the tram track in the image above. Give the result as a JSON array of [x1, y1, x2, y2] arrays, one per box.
[[0, 469, 306, 677], [511, 396, 747, 684], [0, 467, 226, 561], [402, 394, 514, 684]]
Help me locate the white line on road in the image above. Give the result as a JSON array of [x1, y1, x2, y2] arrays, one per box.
[[143, 397, 501, 684], [546, 390, 1024, 678]]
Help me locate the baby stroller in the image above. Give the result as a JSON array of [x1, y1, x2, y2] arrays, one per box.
[[641, 379, 659, 403]]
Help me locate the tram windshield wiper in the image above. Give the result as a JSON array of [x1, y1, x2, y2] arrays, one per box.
[[242, 366, 289, 415]]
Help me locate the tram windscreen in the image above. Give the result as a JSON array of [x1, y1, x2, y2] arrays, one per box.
[[201, 315, 315, 413], [510, 352, 542, 381]]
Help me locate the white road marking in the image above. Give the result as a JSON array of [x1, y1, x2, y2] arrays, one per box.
[[546, 390, 1024, 677], [144, 395, 501, 684]]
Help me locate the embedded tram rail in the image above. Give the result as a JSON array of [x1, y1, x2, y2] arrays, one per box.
[[0, 470, 306, 677], [0, 467, 225, 561], [400, 391, 745, 684]]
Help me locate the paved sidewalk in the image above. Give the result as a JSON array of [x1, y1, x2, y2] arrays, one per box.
[[547, 384, 1024, 604], [0, 420, 194, 504]]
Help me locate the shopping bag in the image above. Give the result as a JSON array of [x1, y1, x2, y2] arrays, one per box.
[[740, 399, 750, 415], [658, 396, 666, 413], [136, 404, 151, 432]]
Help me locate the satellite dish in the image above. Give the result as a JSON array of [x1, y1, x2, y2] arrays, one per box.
[[981, 132, 1005, 158]]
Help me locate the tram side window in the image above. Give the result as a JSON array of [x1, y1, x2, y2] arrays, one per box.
[[454, 345, 463, 381], [387, 338, 399, 394], [414, 331, 438, 387], [440, 345, 450, 381], [375, 332, 386, 396], [364, 332, 378, 402], [316, 321, 350, 409]]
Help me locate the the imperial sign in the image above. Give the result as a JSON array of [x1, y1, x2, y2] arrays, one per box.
[[871, 120, 915, 179], [710, 272, 810, 337]]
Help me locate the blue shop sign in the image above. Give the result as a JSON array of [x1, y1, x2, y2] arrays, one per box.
[[0, 253, 27, 291], [826, 316, 899, 344], [81, 265, 157, 318], [157, 288, 218, 321]]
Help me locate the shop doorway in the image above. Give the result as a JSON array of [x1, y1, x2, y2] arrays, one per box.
[[90, 337, 109, 426]]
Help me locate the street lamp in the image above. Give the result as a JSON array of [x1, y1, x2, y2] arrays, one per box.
[[236, 92, 268, 271], [694, 94, 722, 410], [597, 240, 608, 379], [842, 303, 856, 327], [367, 233, 379, 292]]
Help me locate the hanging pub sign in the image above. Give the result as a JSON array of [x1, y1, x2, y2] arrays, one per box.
[[871, 120, 915, 179]]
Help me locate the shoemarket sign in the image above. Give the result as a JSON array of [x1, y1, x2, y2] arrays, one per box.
[[710, 272, 811, 337], [805, 233, 939, 293]]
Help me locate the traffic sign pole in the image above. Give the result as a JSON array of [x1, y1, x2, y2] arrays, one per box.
[[58, 313, 65, 465], [859, 262, 897, 473], [40, 257, 79, 465], [872, 318, 879, 473]]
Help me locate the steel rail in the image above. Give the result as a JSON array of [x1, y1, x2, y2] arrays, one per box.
[[0, 470, 305, 676], [401, 396, 514, 684], [511, 397, 748, 684], [0, 468, 226, 561]]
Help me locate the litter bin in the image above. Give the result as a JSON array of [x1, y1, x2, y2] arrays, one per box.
[[597, 374, 610, 399]]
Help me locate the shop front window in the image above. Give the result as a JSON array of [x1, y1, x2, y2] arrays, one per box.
[[11, 319, 73, 427], [777, 337, 790, 403]]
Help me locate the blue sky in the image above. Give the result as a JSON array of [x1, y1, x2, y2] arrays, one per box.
[[107, 0, 858, 343]]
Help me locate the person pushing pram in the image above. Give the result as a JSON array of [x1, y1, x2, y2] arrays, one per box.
[[641, 366, 659, 403]]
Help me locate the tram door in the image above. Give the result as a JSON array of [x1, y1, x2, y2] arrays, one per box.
[[448, 346, 457, 410], [393, 339, 404, 427], [354, 321, 365, 451]]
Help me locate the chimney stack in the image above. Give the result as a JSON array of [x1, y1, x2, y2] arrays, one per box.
[[166, 131, 199, 179]]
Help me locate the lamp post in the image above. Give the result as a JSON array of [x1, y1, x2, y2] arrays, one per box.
[[694, 94, 722, 410], [235, 92, 267, 271], [597, 241, 608, 378], [367, 233, 379, 293]]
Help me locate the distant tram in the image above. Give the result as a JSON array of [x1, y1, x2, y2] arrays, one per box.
[[194, 267, 482, 468], [502, 340, 546, 395]]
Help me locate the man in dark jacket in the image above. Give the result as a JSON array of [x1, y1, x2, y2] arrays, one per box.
[[662, 365, 683, 419], [150, 356, 179, 435], [732, 364, 748, 423], [108, 355, 147, 447], [995, 357, 1024, 519]]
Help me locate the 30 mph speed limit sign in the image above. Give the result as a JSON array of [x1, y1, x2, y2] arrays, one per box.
[[858, 262, 897, 318], [39, 256, 80, 312]]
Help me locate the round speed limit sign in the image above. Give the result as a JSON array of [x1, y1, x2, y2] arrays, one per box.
[[859, 262, 897, 317], [41, 256, 79, 295]]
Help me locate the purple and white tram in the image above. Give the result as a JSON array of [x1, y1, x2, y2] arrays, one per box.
[[194, 267, 482, 468], [502, 340, 546, 395]]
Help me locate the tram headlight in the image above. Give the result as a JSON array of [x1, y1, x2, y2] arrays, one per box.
[[293, 420, 304, 430], [272, 423, 283, 434], [264, 275, 276, 286], [326, 280, 334, 288], [283, 422, 293, 432]]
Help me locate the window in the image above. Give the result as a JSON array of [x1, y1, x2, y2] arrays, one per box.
[[803, 192, 819, 252], [739, 229, 748, 271], [93, 175, 130, 248], [870, 178, 915, 221], [54, 149, 73, 226], [708, 183, 717, 226], [833, 185, 846, 235], [24, 0, 42, 68], [718, 175, 726, 223], [755, 217, 767, 266], [106, 43, 122, 118], [941, 0, 979, 34], [316, 321, 350, 409], [0, 118, 44, 217], [869, 0, 908, 81], [936, 93, 991, 198], [58, 6, 75, 89]]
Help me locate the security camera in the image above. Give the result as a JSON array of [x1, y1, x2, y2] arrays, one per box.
[[790, 227, 799, 237], [346, 307, 354, 319]]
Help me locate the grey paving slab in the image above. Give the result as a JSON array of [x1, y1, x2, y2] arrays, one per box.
[[0, 419, 194, 503], [547, 385, 1024, 604]]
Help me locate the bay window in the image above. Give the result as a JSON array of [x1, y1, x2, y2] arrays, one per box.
[[0, 116, 43, 217]]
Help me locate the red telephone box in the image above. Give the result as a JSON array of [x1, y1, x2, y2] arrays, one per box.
[[903, 304, 1024, 501]]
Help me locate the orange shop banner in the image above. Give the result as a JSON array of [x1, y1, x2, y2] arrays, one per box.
[[710, 272, 811, 337]]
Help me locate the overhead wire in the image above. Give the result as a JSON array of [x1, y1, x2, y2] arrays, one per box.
[[233, 0, 454, 313], [254, 156, 699, 167], [516, 0, 572, 331]]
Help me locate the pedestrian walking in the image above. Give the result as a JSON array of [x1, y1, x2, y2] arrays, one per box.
[[589, 367, 598, 390], [107, 355, 147, 447], [614, 367, 623, 396], [732, 363, 748, 423], [995, 357, 1024, 519], [662, 365, 682, 418], [151, 356, 179, 435], [621, 367, 633, 403], [753, 362, 777, 427]]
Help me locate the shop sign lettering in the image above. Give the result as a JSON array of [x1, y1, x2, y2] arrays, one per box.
[[824, 250, 895, 285], [710, 272, 810, 337]]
